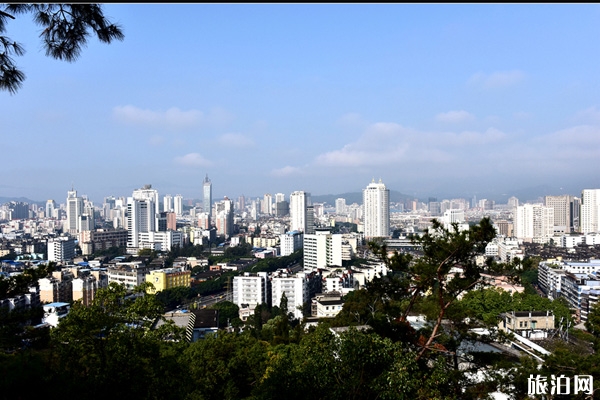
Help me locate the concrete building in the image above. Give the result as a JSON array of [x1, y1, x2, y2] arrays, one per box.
[[127, 185, 159, 249], [271, 271, 309, 320], [545, 194, 580, 234], [174, 194, 183, 217], [163, 194, 173, 212], [581, 189, 600, 234], [514, 203, 554, 244], [72, 270, 108, 306], [232, 272, 270, 316], [66, 189, 84, 234], [289, 191, 312, 233], [303, 228, 343, 270], [203, 174, 212, 217], [39, 270, 74, 303], [362, 179, 390, 239], [311, 292, 345, 318], [280, 230, 303, 256], [146, 267, 191, 294], [47, 236, 76, 262]]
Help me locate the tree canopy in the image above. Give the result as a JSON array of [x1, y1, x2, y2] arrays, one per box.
[[0, 3, 124, 94]]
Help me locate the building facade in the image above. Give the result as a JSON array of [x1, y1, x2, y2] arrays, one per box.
[[362, 179, 390, 239]]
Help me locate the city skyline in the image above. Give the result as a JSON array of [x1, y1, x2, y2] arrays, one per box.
[[3, 4, 600, 202]]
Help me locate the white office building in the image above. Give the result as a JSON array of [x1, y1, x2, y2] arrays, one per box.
[[127, 185, 159, 249], [66, 189, 84, 234]]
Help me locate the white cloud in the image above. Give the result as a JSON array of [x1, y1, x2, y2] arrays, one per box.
[[513, 111, 532, 120], [435, 110, 475, 123], [217, 133, 254, 147], [271, 166, 303, 177], [336, 113, 367, 128], [174, 153, 212, 167], [575, 106, 600, 122], [113, 105, 203, 130], [312, 122, 506, 169], [468, 70, 525, 89], [113, 105, 232, 131]]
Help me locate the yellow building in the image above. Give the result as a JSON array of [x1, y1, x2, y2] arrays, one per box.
[[146, 267, 191, 294]]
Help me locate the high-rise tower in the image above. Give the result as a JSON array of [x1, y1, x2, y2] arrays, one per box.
[[289, 191, 312, 233], [127, 184, 159, 248], [174, 194, 183, 216], [581, 189, 600, 234], [66, 189, 84, 234], [362, 179, 390, 239], [203, 174, 212, 217]]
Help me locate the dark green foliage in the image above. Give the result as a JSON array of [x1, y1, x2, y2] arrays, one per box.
[[210, 300, 239, 326], [1, 4, 124, 94]]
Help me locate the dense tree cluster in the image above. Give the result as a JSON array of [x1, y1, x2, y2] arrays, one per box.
[[1, 218, 599, 399]]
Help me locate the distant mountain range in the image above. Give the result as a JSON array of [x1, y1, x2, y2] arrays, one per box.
[[0, 197, 46, 206], [311, 190, 413, 206]]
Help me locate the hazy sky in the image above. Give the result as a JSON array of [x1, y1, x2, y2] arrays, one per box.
[[3, 4, 600, 203]]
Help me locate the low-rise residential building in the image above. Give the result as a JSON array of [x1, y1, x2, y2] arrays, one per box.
[[232, 272, 270, 318], [146, 267, 191, 294], [311, 292, 344, 318], [498, 310, 555, 339]]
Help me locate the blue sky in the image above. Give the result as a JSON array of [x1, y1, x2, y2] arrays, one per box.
[[3, 4, 600, 204]]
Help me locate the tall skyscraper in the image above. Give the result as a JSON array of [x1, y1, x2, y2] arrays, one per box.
[[203, 174, 212, 217], [581, 189, 600, 234], [66, 189, 84, 234], [335, 198, 347, 215], [362, 179, 390, 239], [289, 191, 312, 233], [163, 194, 173, 212], [174, 194, 183, 216], [262, 193, 273, 215], [545, 195, 579, 234], [127, 185, 159, 248], [46, 199, 56, 219], [214, 197, 234, 237]]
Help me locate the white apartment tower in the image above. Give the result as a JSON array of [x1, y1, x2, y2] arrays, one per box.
[[275, 193, 285, 204], [262, 193, 273, 215], [163, 194, 173, 212], [66, 189, 84, 234], [362, 179, 390, 239], [514, 203, 554, 244], [174, 194, 183, 216], [335, 198, 347, 215], [581, 189, 600, 234], [303, 228, 343, 270], [232, 272, 269, 312], [289, 191, 312, 233]]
